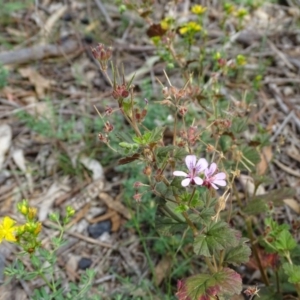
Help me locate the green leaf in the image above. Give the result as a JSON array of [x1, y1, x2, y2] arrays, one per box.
[[243, 198, 269, 215], [176, 268, 242, 300], [173, 147, 189, 160], [238, 145, 261, 171], [283, 263, 300, 284], [223, 239, 251, 266], [175, 203, 189, 213], [149, 126, 165, 142], [273, 230, 297, 252], [122, 100, 133, 118], [231, 117, 248, 134], [155, 216, 187, 237], [155, 145, 175, 159], [251, 187, 296, 207], [219, 135, 232, 153], [194, 221, 236, 257], [189, 207, 215, 226]]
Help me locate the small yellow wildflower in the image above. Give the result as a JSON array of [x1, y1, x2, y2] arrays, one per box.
[[17, 200, 29, 216], [236, 8, 248, 19], [0, 217, 17, 243], [179, 22, 202, 35], [66, 206, 75, 218], [191, 5, 207, 15], [34, 222, 42, 235], [28, 207, 37, 220], [224, 3, 235, 14], [236, 54, 246, 66], [160, 17, 174, 30]]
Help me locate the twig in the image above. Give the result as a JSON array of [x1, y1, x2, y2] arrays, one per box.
[[0, 39, 80, 65], [270, 111, 294, 143], [94, 0, 114, 28]]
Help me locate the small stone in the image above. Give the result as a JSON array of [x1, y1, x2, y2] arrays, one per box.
[[87, 220, 112, 238], [63, 13, 73, 22], [78, 257, 92, 270], [283, 86, 293, 96]]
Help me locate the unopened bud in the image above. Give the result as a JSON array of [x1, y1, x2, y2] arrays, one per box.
[[178, 106, 187, 116], [133, 193, 142, 202], [105, 106, 113, 115], [133, 181, 143, 188], [98, 133, 108, 143], [104, 121, 113, 132], [143, 166, 152, 176]]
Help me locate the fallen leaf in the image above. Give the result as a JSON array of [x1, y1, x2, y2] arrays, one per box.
[[79, 156, 104, 180], [99, 192, 131, 220], [0, 124, 12, 170], [239, 174, 265, 196], [154, 255, 172, 286], [284, 199, 300, 214], [12, 148, 33, 193], [256, 146, 273, 175], [40, 5, 68, 44], [19, 67, 53, 99]]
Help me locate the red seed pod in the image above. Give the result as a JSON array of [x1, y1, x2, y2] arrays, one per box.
[[91, 44, 112, 62], [105, 106, 113, 115], [104, 121, 113, 132], [98, 133, 108, 143], [143, 166, 152, 176], [178, 106, 187, 116], [133, 193, 142, 202]]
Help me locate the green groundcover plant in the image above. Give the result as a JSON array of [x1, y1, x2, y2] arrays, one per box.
[[1, 2, 300, 300]]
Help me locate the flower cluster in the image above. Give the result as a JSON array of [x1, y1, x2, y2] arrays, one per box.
[[0, 200, 42, 253], [173, 155, 226, 189], [179, 22, 202, 35]]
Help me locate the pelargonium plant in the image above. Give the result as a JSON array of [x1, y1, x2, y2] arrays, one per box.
[[91, 42, 258, 299]]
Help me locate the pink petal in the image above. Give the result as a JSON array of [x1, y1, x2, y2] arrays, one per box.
[[213, 180, 227, 186], [214, 172, 226, 180], [206, 163, 217, 177], [185, 155, 196, 171], [211, 183, 219, 190], [173, 171, 188, 177], [195, 158, 208, 173], [181, 178, 191, 187], [194, 177, 203, 185]]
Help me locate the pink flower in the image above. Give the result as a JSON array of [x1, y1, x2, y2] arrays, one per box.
[[173, 155, 208, 187], [203, 163, 226, 190]]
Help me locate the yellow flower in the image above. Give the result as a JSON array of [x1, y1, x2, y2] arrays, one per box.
[[224, 3, 235, 14], [34, 222, 42, 235], [28, 207, 37, 220], [236, 8, 248, 19], [17, 200, 29, 215], [160, 17, 174, 30], [191, 5, 207, 15], [0, 217, 17, 243], [179, 22, 202, 35], [236, 54, 246, 66]]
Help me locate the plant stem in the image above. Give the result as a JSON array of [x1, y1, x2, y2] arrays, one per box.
[[246, 217, 269, 286], [188, 187, 196, 206]]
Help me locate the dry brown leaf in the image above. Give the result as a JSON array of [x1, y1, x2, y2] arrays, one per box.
[[154, 255, 172, 286], [99, 192, 131, 219], [110, 210, 121, 232], [40, 5, 68, 44], [286, 146, 300, 163], [284, 199, 300, 214], [19, 67, 53, 99], [256, 146, 273, 175]]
